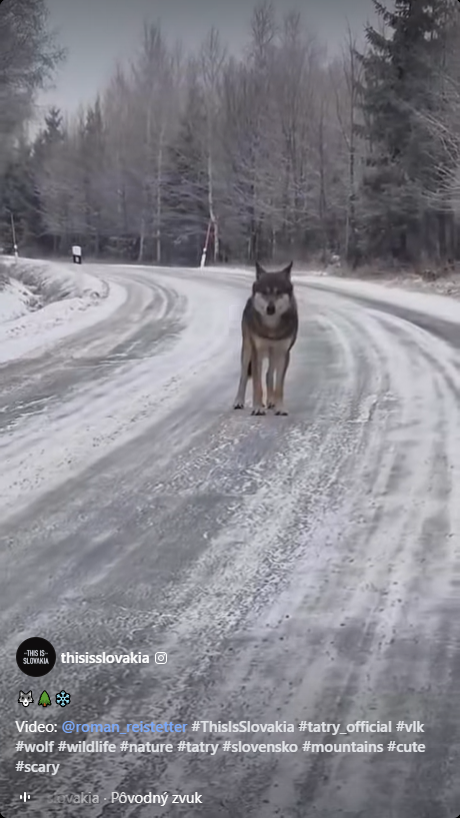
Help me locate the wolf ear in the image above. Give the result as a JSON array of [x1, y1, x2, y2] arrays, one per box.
[[281, 261, 293, 279], [255, 261, 266, 279]]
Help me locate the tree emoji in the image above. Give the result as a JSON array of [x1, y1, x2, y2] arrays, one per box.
[[38, 691, 51, 707]]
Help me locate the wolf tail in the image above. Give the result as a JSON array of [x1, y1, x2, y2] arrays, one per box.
[[247, 360, 252, 378]]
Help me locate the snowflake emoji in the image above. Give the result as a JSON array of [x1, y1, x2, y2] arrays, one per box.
[[55, 690, 70, 707]]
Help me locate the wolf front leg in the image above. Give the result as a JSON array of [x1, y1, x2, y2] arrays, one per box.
[[251, 347, 266, 415], [272, 350, 291, 415], [266, 355, 275, 409], [233, 335, 252, 409]]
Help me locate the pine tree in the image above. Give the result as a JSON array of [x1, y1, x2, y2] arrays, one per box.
[[32, 107, 71, 254], [164, 78, 208, 264], [0, 141, 36, 251], [38, 691, 51, 707], [357, 0, 455, 264], [33, 107, 65, 169], [80, 98, 107, 255], [43, 107, 64, 146]]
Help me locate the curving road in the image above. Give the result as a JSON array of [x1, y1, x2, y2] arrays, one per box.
[[1, 264, 459, 817]]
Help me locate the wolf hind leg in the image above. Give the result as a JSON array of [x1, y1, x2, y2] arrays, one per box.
[[251, 347, 265, 415], [273, 350, 291, 415]]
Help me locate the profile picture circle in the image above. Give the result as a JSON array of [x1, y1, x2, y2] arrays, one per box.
[[16, 637, 56, 677]]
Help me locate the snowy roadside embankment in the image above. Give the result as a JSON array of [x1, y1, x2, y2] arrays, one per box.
[[0, 276, 40, 323], [0, 257, 126, 364], [2, 256, 109, 302]]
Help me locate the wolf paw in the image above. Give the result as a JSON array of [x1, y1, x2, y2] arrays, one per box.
[[251, 407, 266, 416], [274, 408, 288, 416], [233, 402, 245, 410], [267, 402, 276, 409]]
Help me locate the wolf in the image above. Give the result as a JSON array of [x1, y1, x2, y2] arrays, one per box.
[[233, 261, 298, 415], [18, 691, 33, 707]]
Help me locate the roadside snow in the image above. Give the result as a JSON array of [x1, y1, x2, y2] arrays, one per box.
[[0, 278, 38, 323], [1, 255, 109, 301], [0, 257, 126, 364]]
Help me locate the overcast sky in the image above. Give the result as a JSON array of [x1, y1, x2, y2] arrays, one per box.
[[37, 0, 377, 122]]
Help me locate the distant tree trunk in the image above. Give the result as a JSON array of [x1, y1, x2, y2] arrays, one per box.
[[437, 211, 447, 262], [345, 101, 357, 265], [318, 110, 328, 263], [138, 218, 145, 262], [207, 153, 219, 263], [446, 211, 455, 260], [156, 137, 164, 264], [333, 25, 361, 267], [200, 28, 225, 265]]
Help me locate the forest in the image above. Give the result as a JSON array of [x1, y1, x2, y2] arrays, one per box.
[[1, 0, 460, 271]]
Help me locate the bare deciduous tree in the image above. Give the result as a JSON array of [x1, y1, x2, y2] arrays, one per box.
[[199, 27, 226, 262]]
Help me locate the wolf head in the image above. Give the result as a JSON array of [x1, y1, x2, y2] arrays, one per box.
[[252, 261, 294, 319], [18, 691, 33, 707]]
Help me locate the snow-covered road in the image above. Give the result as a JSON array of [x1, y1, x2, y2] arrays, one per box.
[[1, 262, 459, 817]]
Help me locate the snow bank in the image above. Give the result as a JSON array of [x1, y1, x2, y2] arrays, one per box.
[[0, 276, 39, 323], [0, 257, 126, 364], [1, 255, 108, 302]]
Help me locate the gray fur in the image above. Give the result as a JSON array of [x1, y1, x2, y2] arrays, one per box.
[[233, 261, 298, 415]]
